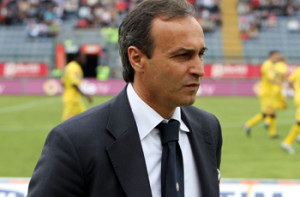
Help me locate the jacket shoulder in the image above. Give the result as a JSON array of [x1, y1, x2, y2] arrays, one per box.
[[182, 105, 219, 124]]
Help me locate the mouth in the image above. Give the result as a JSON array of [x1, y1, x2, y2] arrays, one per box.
[[184, 82, 200, 90], [185, 81, 200, 87]]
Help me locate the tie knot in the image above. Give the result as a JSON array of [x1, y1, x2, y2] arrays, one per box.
[[157, 119, 180, 145]]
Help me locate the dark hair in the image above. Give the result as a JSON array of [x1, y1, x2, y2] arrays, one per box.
[[269, 50, 279, 57], [66, 50, 82, 64], [118, 0, 195, 82]]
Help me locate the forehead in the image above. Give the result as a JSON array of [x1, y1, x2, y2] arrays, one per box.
[[151, 16, 205, 52]]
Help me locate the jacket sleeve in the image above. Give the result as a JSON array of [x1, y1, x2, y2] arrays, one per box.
[[215, 116, 222, 170], [214, 115, 222, 182], [27, 126, 85, 197]]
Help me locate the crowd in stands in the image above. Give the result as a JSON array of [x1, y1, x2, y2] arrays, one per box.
[[238, 0, 300, 40], [2, 0, 300, 40], [73, 0, 222, 33], [0, 0, 222, 37], [0, 0, 69, 37]]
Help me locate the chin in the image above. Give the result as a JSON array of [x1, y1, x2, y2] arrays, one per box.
[[179, 97, 196, 106]]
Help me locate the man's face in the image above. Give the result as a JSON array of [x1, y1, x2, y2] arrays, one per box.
[[135, 16, 206, 116], [78, 53, 86, 66], [271, 52, 280, 63]]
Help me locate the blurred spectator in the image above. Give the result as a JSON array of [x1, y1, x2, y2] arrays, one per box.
[[247, 22, 259, 39], [285, 3, 295, 16], [239, 15, 250, 33], [266, 12, 277, 28], [18, 0, 30, 19], [251, 0, 260, 8], [44, 4, 56, 25], [237, 0, 250, 15], [2, 0, 20, 25], [27, 19, 54, 38], [64, 0, 79, 17], [115, 0, 127, 12], [241, 30, 249, 40], [199, 6, 216, 32], [78, 3, 91, 21], [287, 17, 300, 33], [195, 0, 222, 32]]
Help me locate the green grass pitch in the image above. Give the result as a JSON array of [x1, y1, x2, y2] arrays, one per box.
[[0, 95, 299, 179]]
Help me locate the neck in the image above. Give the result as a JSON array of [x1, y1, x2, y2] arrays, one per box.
[[131, 82, 175, 119]]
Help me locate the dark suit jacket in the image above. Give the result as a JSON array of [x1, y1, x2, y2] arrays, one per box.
[[27, 86, 222, 197]]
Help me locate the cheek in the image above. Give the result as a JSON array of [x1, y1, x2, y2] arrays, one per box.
[[147, 59, 184, 90], [145, 68, 171, 95], [150, 69, 168, 88]]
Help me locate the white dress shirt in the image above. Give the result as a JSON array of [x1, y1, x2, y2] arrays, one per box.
[[127, 83, 201, 197]]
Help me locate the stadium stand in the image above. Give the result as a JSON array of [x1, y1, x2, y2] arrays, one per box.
[[0, 0, 223, 75], [238, 0, 300, 64], [221, 0, 243, 61], [243, 16, 300, 64], [0, 25, 55, 66], [202, 26, 223, 63], [0, 0, 299, 77]]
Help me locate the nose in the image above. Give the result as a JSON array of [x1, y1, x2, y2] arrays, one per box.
[[189, 56, 205, 78]]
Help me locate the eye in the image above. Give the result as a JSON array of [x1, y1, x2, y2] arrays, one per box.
[[199, 51, 206, 57], [178, 53, 188, 57], [198, 50, 207, 59], [175, 53, 191, 60]]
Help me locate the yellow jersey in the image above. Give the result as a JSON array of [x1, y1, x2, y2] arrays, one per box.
[[274, 61, 288, 83], [273, 61, 288, 94], [61, 61, 83, 102], [259, 59, 276, 97], [289, 67, 300, 106]]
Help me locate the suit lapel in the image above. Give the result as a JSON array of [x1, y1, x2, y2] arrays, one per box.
[[106, 87, 152, 197], [181, 107, 219, 197]]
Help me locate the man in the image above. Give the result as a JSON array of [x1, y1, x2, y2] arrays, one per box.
[[27, 0, 222, 196], [263, 56, 288, 129], [281, 66, 300, 154], [61, 46, 92, 121], [273, 56, 288, 111], [244, 50, 280, 138]]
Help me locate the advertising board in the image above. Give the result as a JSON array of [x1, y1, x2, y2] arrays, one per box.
[[0, 63, 48, 78], [204, 64, 298, 79], [1, 178, 299, 197], [0, 78, 258, 96]]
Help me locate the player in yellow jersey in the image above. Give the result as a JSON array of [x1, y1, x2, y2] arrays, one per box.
[[273, 56, 288, 110], [61, 46, 92, 121], [281, 66, 300, 154], [244, 51, 280, 138], [262, 56, 289, 128]]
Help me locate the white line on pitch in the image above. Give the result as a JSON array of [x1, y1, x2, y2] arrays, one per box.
[[0, 98, 60, 114], [0, 125, 54, 132], [220, 119, 295, 129]]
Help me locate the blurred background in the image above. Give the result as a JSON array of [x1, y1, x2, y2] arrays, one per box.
[[0, 0, 300, 196]]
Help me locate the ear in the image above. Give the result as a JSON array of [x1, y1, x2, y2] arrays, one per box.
[[128, 46, 147, 73]]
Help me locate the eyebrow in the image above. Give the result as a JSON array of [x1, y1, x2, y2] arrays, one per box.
[[172, 46, 207, 54]]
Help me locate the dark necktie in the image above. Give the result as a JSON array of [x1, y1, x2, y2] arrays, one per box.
[[157, 119, 184, 197]]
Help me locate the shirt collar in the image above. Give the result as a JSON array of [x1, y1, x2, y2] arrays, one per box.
[[127, 83, 189, 141]]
